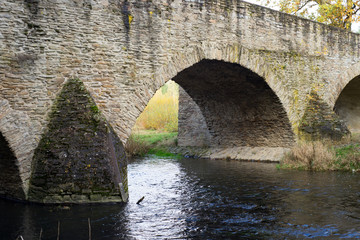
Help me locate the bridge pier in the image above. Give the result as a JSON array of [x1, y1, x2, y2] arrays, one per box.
[[27, 79, 128, 204], [298, 90, 349, 141]]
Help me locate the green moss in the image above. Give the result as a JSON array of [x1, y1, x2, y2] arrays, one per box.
[[298, 90, 349, 141], [90, 105, 100, 114], [29, 78, 127, 203]]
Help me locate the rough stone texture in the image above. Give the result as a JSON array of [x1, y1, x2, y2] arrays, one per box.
[[209, 146, 290, 162], [1, 0, 360, 200], [178, 87, 211, 147], [28, 79, 128, 204], [169, 145, 290, 162], [175, 60, 295, 148], [299, 91, 349, 141], [0, 99, 37, 198]]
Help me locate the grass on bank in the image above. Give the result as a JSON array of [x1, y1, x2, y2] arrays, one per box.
[[279, 139, 360, 172], [133, 130, 178, 145], [125, 131, 180, 158]]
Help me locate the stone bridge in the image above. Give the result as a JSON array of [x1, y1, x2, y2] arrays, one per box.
[[1, 0, 360, 203]]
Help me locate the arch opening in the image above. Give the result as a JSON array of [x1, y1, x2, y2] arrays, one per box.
[[0, 132, 25, 200], [127, 59, 295, 160], [126, 80, 180, 157], [173, 59, 295, 149], [334, 75, 360, 134]]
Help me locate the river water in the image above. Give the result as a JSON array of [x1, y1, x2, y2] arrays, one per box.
[[1, 157, 360, 239]]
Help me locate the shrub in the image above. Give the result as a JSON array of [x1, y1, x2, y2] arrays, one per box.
[[280, 141, 360, 172], [281, 141, 334, 171], [333, 144, 360, 171], [125, 135, 150, 157]]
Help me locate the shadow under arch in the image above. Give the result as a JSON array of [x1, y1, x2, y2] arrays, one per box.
[[0, 131, 25, 200], [334, 75, 360, 134], [328, 61, 360, 109], [173, 59, 295, 148], [330, 61, 360, 134], [128, 45, 296, 160], [0, 99, 37, 200]]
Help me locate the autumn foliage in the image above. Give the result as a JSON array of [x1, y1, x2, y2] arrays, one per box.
[[279, 0, 360, 29], [134, 81, 179, 132]]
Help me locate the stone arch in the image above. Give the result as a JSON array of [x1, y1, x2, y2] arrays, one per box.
[[125, 44, 296, 147], [332, 63, 360, 133], [173, 59, 295, 149], [152, 44, 294, 127], [0, 99, 38, 199], [130, 44, 296, 157], [328, 62, 360, 109]]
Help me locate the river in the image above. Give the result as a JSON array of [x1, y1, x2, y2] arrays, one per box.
[[1, 157, 360, 239]]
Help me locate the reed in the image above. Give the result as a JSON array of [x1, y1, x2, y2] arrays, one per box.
[[134, 81, 179, 132], [280, 140, 360, 172]]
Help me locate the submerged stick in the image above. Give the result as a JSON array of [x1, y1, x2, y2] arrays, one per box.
[[39, 228, 43, 240], [136, 196, 145, 204], [88, 218, 91, 240], [57, 221, 60, 240]]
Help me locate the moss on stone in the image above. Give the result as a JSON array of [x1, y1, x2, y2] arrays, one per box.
[[28, 78, 128, 204], [298, 90, 349, 141]]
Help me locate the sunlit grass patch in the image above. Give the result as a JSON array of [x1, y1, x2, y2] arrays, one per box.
[[133, 131, 178, 146], [125, 130, 178, 157], [134, 80, 179, 132]]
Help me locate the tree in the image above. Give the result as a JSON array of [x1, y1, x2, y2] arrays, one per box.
[[276, 0, 360, 30]]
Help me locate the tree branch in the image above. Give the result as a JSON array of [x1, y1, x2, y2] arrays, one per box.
[[296, 0, 314, 13]]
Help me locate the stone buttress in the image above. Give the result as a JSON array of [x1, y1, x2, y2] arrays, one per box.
[[28, 79, 128, 204]]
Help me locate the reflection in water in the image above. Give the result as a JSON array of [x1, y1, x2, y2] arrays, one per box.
[[1, 157, 360, 239]]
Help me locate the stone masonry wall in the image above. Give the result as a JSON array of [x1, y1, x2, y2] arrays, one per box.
[[178, 87, 211, 147], [334, 76, 360, 133]]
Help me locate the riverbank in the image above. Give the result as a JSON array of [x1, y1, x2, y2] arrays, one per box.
[[125, 131, 289, 162], [125, 130, 181, 158], [126, 131, 360, 172], [279, 137, 360, 172]]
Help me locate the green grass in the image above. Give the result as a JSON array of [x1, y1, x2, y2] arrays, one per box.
[[148, 148, 182, 158], [125, 130, 179, 158], [332, 144, 360, 171], [132, 131, 177, 146]]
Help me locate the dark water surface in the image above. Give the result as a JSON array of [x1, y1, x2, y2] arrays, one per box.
[[1, 157, 360, 239]]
